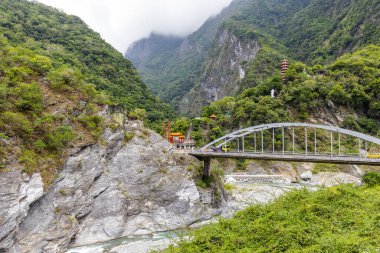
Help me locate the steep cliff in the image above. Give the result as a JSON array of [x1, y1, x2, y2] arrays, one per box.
[[125, 0, 249, 108], [4, 123, 222, 252], [179, 28, 260, 115]]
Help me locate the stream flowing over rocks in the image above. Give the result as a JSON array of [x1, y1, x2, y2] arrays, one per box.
[[1, 122, 363, 253]]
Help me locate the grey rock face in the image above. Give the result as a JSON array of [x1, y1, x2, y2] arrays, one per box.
[[310, 172, 361, 186], [9, 125, 218, 252], [0, 172, 43, 251], [179, 28, 260, 115]]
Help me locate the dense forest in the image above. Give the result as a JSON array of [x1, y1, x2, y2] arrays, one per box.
[[0, 0, 175, 184], [0, 0, 174, 129], [128, 0, 380, 114]]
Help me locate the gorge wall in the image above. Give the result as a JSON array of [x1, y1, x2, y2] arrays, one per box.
[[2, 123, 223, 253]]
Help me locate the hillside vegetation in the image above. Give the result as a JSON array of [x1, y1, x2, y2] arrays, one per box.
[[126, 0, 249, 109], [0, 0, 173, 128], [127, 0, 380, 113], [0, 0, 175, 184], [170, 45, 380, 147], [164, 184, 380, 252], [0, 37, 111, 185]]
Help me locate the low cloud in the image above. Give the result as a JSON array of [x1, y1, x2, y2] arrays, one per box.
[[35, 0, 233, 52]]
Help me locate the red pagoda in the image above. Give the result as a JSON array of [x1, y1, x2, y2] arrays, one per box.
[[281, 59, 289, 82]]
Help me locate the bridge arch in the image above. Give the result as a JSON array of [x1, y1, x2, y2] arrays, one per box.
[[200, 122, 380, 151]]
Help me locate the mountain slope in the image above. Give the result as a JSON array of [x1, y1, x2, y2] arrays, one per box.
[[0, 0, 173, 125], [0, 37, 109, 185], [0, 0, 180, 184], [125, 0, 249, 108], [127, 0, 380, 115]]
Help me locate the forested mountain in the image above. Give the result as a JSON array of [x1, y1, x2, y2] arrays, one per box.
[[170, 45, 380, 148], [127, 0, 380, 115], [0, 0, 174, 184], [0, 0, 173, 125], [125, 0, 249, 107]]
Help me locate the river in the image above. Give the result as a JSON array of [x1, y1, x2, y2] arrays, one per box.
[[66, 180, 316, 253]]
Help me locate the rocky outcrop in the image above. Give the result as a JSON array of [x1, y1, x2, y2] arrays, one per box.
[[7, 123, 220, 253], [0, 172, 43, 251], [310, 172, 362, 186]]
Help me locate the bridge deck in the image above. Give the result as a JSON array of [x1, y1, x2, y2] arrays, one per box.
[[189, 151, 380, 166]]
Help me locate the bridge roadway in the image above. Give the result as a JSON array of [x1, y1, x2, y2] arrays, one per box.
[[189, 150, 380, 176]]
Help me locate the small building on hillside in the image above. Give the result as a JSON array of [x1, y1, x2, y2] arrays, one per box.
[[168, 132, 185, 144], [168, 132, 195, 150], [209, 114, 217, 120]]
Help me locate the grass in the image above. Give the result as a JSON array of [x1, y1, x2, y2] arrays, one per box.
[[312, 163, 340, 174], [223, 183, 237, 191], [124, 132, 135, 143], [162, 184, 380, 253]]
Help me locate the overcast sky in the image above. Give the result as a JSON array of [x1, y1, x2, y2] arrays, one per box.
[[35, 0, 234, 53]]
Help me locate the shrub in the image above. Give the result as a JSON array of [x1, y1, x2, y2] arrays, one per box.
[[0, 111, 33, 137], [164, 185, 380, 252], [19, 150, 39, 174], [46, 125, 76, 151], [224, 183, 236, 191], [362, 171, 380, 187], [312, 163, 339, 174], [0, 133, 9, 140], [47, 66, 82, 90], [78, 115, 103, 130], [196, 178, 211, 189], [124, 132, 135, 142], [14, 82, 43, 113], [34, 139, 47, 150]]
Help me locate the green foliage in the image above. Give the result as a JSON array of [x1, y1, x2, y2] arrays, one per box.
[[223, 183, 236, 191], [173, 45, 380, 148], [312, 163, 339, 174], [164, 185, 380, 252], [128, 0, 380, 116], [0, 0, 174, 128], [124, 132, 135, 143], [362, 172, 380, 187], [78, 115, 103, 130], [0, 37, 114, 185], [133, 108, 147, 121], [196, 178, 211, 189], [47, 66, 82, 90], [45, 125, 76, 151], [0, 133, 9, 140], [0, 111, 33, 137], [14, 82, 43, 112], [171, 117, 191, 135], [19, 150, 39, 174]]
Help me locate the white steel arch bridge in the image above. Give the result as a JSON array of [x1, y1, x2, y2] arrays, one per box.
[[189, 122, 380, 177]]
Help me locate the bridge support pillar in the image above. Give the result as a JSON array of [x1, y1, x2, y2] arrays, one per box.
[[202, 158, 211, 178]]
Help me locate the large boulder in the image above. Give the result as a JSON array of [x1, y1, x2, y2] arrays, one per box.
[[300, 171, 313, 181]]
